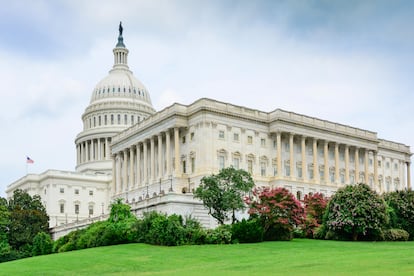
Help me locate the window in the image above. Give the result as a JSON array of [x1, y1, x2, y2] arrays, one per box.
[[297, 166, 302, 178], [60, 203, 64, 214], [131, 115, 134, 124], [369, 159, 373, 166], [340, 173, 345, 184], [247, 160, 253, 174], [117, 114, 121, 124], [284, 142, 290, 152], [89, 190, 93, 196], [93, 117, 96, 127], [319, 167, 324, 180], [308, 166, 314, 180], [394, 163, 398, 170], [104, 115, 107, 125], [330, 170, 335, 183], [60, 188, 64, 193], [233, 133, 239, 142], [378, 160, 382, 167], [233, 158, 240, 169], [111, 114, 114, 125], [182, 160, 186, 173], [75, 189, 79, 195], [296, 191, 302, 200], [261, 138, 266, 147], [182, 136, 186, 144], [273, 165, 277, 176], [273, 140, 277, 149], [260, 162, 266, 177], [350, 154, 355, 162], [89, 206, 94, 216], [219, 130, 225, 139], [191, 157, 195, 173], [219, 156, 225, 170], [124, 114, 128, 124], [190, 132, 194, 140], [285, 163, 290, 177], [98, 116, 101, 126], [386, 162, 390, 169], [247, 136, 253, 144], [75, 204, 79, 214]]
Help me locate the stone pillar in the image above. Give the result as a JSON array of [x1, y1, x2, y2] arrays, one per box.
[[301, 136, 307, 182], [143, 141, 148, 184], [97, 138, 101, 160], [355, 148, 360, 183], [86, 141, 90, 162], [151, 136, 155, 182], [105, 138, 110, 160], [324, 141, 329, 183], [166, 130, 171, 176], [81, 142, 85, 163], [335, 143, 340, 184], [364, 150, 369, 185], [129, 145, 135, 190], [313, 138, 318, 183], [123, 149, 128, 192], [345, 145, 350, 184], [289, 133, 294, 179], [407, 162, 411, 190], [111, 154, 116, 194], [158, 134, 163, 179], [91, 140, 95, 161], [174, 128, 180, 176], [136, 143, 141, 188], [116, 153, 121, 194], [276, 132, 282, 178]]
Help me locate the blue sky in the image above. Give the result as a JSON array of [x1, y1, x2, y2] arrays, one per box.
[[0, 0, 413, 196]]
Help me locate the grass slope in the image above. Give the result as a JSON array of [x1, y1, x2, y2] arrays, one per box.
[[1, 239, 414, 275]]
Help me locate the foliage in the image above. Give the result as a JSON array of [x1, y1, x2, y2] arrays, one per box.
[[7, 190, 49, 253], [0, 198, 9, 245], [194, 167, 254, 224], [108, 198, 135, 223], [384, 190, 414, 240], [383, 229, 409, 241], [246, 187, 305, 241], [32, 232, 53, 256], [205, 225, 232, 244], [302, 193, 329, 238], [231, 218, 263, 243], [324, 183, 388, 241]]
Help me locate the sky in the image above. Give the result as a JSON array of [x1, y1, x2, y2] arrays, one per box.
[[0, 0, 413, 197]]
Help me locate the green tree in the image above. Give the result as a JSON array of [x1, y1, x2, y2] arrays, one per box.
[[32, 232, 53, 256], [324, 183, 388, 241], [384, 190, 414, 240], [0, 197, 9, 244], [302, 193, 329, 238], [7, 189, 49, 251], [194, 167, 254, 224]]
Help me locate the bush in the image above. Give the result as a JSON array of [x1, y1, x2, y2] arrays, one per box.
[[303, 193, 329, 238], [32, 232, 53, 256], [384, 190, 414, 240], [324, 183, 388, 241], [231, 219, 263, 243], [205, 225, 232, 244], [384, 229, 409, 241]]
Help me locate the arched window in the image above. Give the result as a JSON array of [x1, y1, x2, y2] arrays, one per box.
[[111, 114, 114, 125], [117, 114, 121, 124]]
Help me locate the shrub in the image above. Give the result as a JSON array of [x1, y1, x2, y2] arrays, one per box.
[[324, 183, 388, 241], [205, 225, 232, 244], [246, 187, 305, 241], [231, 219, 263, 243], [384, 190, 414, 240], [384, 229, 409, 241], [183, 216, 206, 245], [303, 193, 329, 238], [32, 232, 53, 256]]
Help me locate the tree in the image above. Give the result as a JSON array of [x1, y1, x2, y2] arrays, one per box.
[[324, 183, 388, 241], [384, 190, 414, 240], [7, 189, 49, 251], [246, 187, 305, 240], [302, 193, 329, 238], [0, 197, 9, 244], [194, 167, 254, 224]]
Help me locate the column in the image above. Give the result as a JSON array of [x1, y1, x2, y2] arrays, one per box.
[[166, 130, 171, 176], [116, 153, 121, 194], [313, 138, 318, 183], [81, 142, 85, 163], [355, 148, 359, 183], [407, 162, 411, 190], [324, 141, 329, 183], [364, 150, 369, 185], [289, 133, 294, 179], [374, 151, 378, 186], [97, 138, 101, 160], [301, 136, 307, 181], [129, 145, 135, 190], [92, 140, 96, 161], [158, 134, 163, 179], [143, 141, 148, 184], [174, 128, 180, 176], [86, 141, 90, 162], [345, 145, 350, 184], [276, 132, 282, 178], [150, 136, 155, 182], [105, 138, 110, 160], [123, 150, 128, 192], [136, 143, 141, 187], [111, 154, 116, 193], [335, 143, 340, 183]]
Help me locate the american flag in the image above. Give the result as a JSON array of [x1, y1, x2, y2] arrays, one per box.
[[26, 156, 34, 164]]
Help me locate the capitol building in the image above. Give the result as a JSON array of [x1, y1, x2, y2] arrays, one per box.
[[6, 25, 412, 234]]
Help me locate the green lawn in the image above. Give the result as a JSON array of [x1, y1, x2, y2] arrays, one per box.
[[1, 239, 414, 275]]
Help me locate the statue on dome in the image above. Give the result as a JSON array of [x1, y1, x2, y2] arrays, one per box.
[[119, 21, 123, 36]]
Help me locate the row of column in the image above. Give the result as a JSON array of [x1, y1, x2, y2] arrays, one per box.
[[275, 132, 378, 186], [112, 128, 181, 194], [77, 137, 111, 165]]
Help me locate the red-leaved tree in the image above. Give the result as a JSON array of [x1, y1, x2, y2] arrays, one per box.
[[245, 187, 305, 241], [302, 193, 329, 238]]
